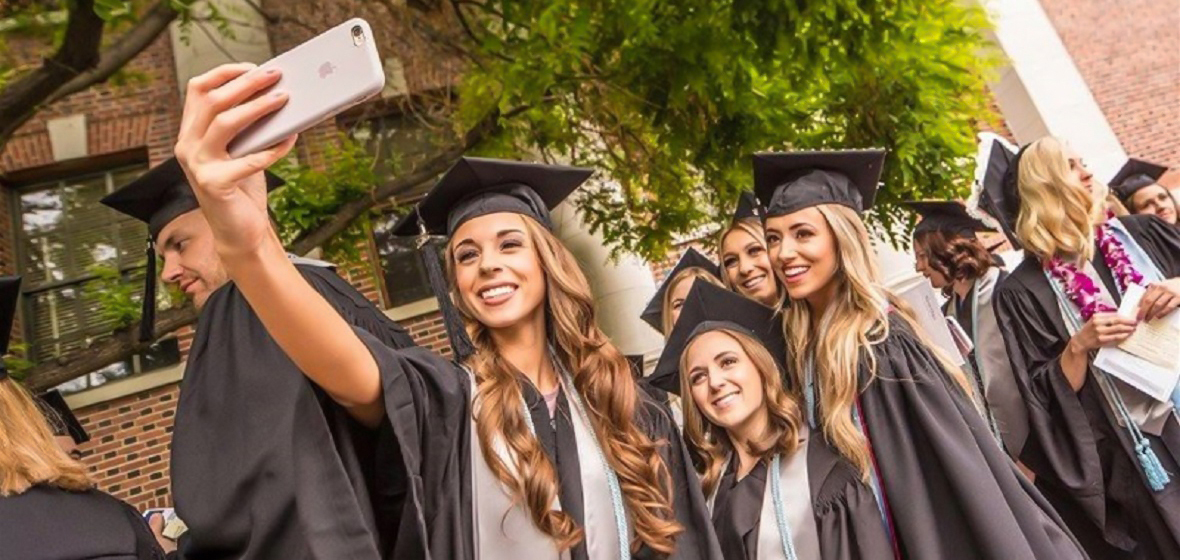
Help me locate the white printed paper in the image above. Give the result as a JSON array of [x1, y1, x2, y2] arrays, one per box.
[[1094, 284, 1180, 403], [893, 278, 965, 367]]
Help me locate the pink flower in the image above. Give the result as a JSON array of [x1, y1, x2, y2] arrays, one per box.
[[1046, 217, 1143, 322]]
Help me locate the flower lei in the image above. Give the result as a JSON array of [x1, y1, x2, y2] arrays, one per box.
[[1045, 212, 1144, 321]]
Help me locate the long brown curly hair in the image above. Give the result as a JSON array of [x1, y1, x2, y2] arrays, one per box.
[[678, 328, 803, 497], [447, 216, 682, 553], [913, 230, 995, 296]]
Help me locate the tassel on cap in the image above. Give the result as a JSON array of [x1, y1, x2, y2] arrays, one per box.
[[416, 219, 474, 362], [139, 238, 157, 343]]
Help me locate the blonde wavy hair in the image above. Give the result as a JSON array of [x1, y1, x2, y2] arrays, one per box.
[[1015, 136, 1108, 263], [781, 204, 973, 479], [0, 379, 92, 496], [662, 268, 725, 336], [716, 218, 783, 307], [447, 216, 682, 553], [678, 328, 803, 497]]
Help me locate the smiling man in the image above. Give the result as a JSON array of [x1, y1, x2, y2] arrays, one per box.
[[101, 156, 416, 559]]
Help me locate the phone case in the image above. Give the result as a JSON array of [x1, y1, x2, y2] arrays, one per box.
[[227, 18, 385, 158]]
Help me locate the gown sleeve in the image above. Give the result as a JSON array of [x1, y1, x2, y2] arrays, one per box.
[[810, 442, 894, 560], [858, 318, 1082, 560], [353, 328, 475, 560], [1121, 214, 1180, 278], [991, 276, 1107, 529], [636, 396, 725, 560]]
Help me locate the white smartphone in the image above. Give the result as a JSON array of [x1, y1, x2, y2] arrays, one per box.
[[227, 18, 385, 158]]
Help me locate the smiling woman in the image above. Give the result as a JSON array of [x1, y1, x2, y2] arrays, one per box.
[[752, 149, 1086, 560], [646, 281, 891, 560]]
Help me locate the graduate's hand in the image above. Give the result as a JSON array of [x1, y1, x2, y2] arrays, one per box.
[[148, 513, 178, 554], [1137, 279, 1180, 323], [173, 63, 297, 259], [1069, 312, 1137, 353]]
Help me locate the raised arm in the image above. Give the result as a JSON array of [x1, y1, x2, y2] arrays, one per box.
[[173, 63, 384, 427]]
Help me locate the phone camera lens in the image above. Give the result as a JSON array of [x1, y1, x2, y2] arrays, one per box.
[[351, 25, 363, 37]]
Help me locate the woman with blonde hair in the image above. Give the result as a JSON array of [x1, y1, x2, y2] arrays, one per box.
[[987, 136, 1180, 559], [0, 276, 169, 559], [716, 192, 782, 308], [753, 150, 1085, 559], [169, 64, 722, 560], [648, 280, 891, 560], [641, 247, 725, 336]]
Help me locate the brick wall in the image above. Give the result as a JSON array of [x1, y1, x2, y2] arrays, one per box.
[[1039, 0, 1180, 169], [74, 384, 179, 509]]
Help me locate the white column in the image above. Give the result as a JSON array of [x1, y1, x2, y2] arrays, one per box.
[[170, 0, 276, 95], [551, 203, 665, 359], [984, 0, 1126, 178]]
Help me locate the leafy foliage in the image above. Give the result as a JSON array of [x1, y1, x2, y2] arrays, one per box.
[[84, 264, 142, 329], [454, 0, 999, 256], [270, 137, 384, 261], [3, 342, 36, 381]]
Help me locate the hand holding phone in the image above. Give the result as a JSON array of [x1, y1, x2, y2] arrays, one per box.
[[227, 18, 386, 157]]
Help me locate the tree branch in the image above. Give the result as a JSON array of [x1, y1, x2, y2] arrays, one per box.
[[0, 0, 104, 147], [44, 2, 179, 105], [25, 305, 199, 392], [287, 109, 506, 255]]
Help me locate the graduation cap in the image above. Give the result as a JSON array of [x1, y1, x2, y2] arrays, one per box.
[[970, 133, 1024, 250], [391, 157, 594, 361], [391, 157, 594, 237], [1109, 158, 1169, 203], [100, 158, 285, 342], [752, 149, 887, 217], [0, 276, 20, 381], [648, 281, 786, 395], [640, 248, 721, 332], [38, 390, 90, 445], [626, 354, 646, 378], [732, 191, 763, 222], [903, 201, 995, 238]]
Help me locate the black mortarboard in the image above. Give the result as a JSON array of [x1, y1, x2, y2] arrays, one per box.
[[391, 157, 594, 237], [626, 354, 645, 379], [732, 191, 763, 222], [391, 157, 593, 362], [640, 248, 721, 332], [38, 390, 90, 445], [648, 281, 786, 395], [1109, 158, 1169, 202], [101, 158, 285, 342], [972, 133, 1024, 250], [0, 276, 20, 381], [903, 201, 994, 238], [753, 149, 887, 217]]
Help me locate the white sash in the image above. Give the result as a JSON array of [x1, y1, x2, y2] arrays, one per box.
[[465, 366, 623, 560]]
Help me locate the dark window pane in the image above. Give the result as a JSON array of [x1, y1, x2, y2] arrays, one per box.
[[16, 164, 181, 395], [372, 212, 435, 308]]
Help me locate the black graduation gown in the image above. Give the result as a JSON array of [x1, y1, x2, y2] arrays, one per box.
[[993, 214, 1180, 559], [356, 332, 724, 560], [0, 485, 166, 560], [854, 315, 1085, 559], [170, 264, 417, 560], [709, 438, 892, 560]]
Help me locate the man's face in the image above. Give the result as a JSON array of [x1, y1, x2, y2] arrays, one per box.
[[156, 210, 229, 309]]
